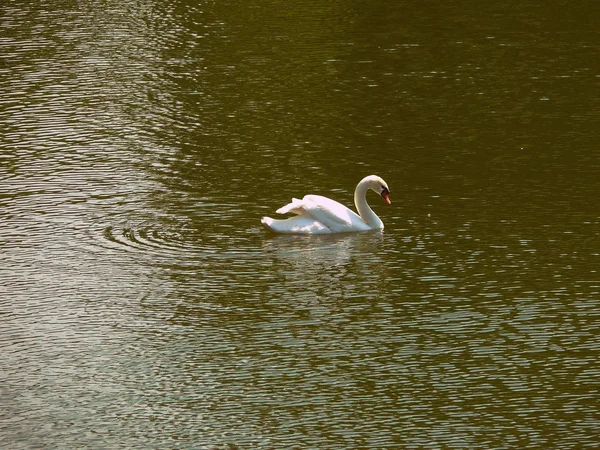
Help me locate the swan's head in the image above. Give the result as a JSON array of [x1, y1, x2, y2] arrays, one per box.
[[364, 175, 391, 205]]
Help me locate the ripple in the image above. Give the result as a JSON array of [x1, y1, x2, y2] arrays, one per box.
[[102, 225, 194, 256]]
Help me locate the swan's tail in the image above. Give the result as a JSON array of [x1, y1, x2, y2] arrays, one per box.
[[261, 216, 275, 229], [261, 216, 293, 233]]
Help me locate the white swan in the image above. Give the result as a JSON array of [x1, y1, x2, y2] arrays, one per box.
[[261, 175, 391, 234]]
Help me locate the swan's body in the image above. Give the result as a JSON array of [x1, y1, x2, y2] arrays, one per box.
[[261, 175, 391, 234]]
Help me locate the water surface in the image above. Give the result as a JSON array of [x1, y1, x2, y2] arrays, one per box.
[[1, 0, 599, 448]]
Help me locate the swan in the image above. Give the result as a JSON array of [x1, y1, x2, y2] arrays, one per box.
[[261, 175, 391, 234]]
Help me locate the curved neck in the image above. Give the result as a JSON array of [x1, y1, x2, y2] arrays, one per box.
[[354, 182, 383, 229]]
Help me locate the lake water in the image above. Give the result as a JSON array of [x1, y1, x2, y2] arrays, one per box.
[[1, 0, 599, 448]]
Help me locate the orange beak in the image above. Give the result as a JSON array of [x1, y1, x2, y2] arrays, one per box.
[[381, 190, 391, 205]]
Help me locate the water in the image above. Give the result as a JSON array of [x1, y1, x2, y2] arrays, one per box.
[[1, 0, 599, 448]]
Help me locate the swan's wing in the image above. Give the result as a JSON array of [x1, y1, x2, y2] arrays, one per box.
[[277, 195, 369, 233], [275, 198, 305, 215], [303, 195, 368, 231], [261, 215, 331, 234]]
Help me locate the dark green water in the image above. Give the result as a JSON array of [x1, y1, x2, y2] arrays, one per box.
[[1, 0, 598, 448]]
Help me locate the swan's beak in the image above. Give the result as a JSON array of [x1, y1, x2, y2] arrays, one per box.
[[381, 189, 391, 205]]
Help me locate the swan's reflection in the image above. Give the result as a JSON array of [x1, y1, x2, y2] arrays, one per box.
[[261, 232, 389, 311]]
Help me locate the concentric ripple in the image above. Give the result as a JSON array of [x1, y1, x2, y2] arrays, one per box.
[[103, 224, 193, 255]]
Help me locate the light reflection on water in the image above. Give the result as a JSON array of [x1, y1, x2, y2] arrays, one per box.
[[2, 0, 599, 448]]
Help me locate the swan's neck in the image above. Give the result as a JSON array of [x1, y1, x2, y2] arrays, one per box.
[[354, 182, 383, 229]]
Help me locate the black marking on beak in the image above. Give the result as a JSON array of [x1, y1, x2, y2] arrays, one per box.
[[381, 187, 391, 204]]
